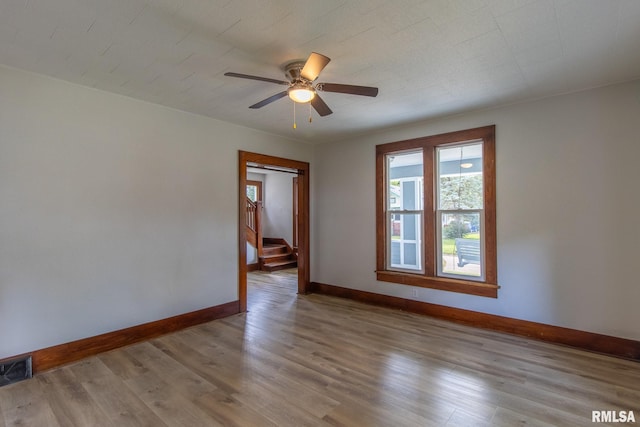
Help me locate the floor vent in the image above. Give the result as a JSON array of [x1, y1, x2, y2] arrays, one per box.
[[0, 355, 32, 387]]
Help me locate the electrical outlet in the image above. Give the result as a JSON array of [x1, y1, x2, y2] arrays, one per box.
[[412, 289, 419, 298]]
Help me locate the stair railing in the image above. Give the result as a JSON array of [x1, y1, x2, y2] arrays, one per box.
[[246, 197, 263, 255]]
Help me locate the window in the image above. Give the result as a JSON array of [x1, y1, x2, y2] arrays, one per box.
[[387, 151, 424, 272], [376, 125, 497, 297], [246, 180, 262, 203]]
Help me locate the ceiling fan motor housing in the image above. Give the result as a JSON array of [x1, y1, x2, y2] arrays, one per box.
[[284, 61, 307, 82]]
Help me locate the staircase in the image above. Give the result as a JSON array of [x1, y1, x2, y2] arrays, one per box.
[[245, 196, 297, 272], [260, 237, 297, 272]]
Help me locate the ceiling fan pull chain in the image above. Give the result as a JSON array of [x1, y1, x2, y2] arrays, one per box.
[[309, 102, 312, 123], [293, 101, 297, 129]]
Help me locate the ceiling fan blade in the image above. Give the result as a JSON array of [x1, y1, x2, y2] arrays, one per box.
[[311, 94, 333, 117], [318, 83, 378, 97], [249, 91, 288, 109], [224, 72, 289, 86], [300, 52, 331, 82]]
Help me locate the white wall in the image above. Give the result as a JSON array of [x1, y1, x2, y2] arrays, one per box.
[[262, 172, 294, 245], [312, 79, 640, 341], [0, 65, 311, 359]]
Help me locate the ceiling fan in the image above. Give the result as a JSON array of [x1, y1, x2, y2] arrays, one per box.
[[224, 52, 378, 118]]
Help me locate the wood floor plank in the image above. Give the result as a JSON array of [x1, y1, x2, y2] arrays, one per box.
[[445, 408, 495, 427], [124, 340, 275, 426], [123, 370, 224, 427], [490, 406, 556, 427], [150, 330, 250, 396], [37, 367, 113, 427], [123, 341, 219, 399], [230, 376, 332, 427], [164, 322, 341, 424], [1, 268, 638, 426], [193, 391, 279, 427], [73, 360, 168, 427], [240, 300, 493, 424], [0, 375, 61, 427], [0, 399, 6, 427], [247, 325, 460, 425], [99, 347, 150, 381], [182, 329, 341, 420]]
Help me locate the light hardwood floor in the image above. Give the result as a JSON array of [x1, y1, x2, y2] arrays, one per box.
[[1, 269, 639, 426]]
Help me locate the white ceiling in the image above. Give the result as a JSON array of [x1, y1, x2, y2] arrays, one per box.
[[1, 0, 639, 143]]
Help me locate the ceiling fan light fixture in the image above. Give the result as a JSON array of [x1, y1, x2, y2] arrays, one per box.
[[288, 84, 315, 103]]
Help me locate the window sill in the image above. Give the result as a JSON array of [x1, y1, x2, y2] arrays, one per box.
[[376, 271, 498, 298]]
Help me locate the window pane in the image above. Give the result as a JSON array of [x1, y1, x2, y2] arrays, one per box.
[[387, 151, 423, 211], [246, 185, 257, 202], [437, 143, 483, 210], [389, 213, 422, 271], [387, 151, 423, 272], [439, 211, 482, 279]]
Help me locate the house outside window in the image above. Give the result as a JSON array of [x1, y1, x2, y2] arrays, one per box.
[[376, 125, 498, 297]]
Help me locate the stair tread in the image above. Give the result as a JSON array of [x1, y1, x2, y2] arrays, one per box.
[[259, 238, 295, 271], [262, 249, 288, 256], [263, 244, 287, 251], [263, 260, 298, 267], [261, 252, 292, 260]]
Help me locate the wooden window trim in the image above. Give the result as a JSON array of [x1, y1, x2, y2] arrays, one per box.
[[376, 125, 498, 298], [246, 179, 263, 202]]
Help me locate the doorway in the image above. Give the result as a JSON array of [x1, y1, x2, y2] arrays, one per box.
[[238, 151, 310, 312]]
